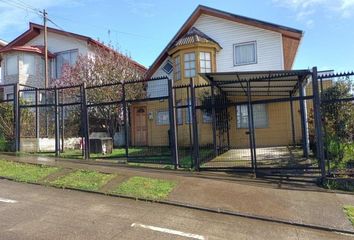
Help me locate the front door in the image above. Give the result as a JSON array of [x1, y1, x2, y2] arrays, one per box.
[[133, 106, 147, 146]]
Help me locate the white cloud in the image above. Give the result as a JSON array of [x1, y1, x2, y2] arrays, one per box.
[[272, 0, 354, 26], [0, 0, 85, 37]]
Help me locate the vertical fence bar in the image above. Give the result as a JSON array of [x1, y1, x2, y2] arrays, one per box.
[[81, 83, 90, 160], [54, 87, 60, 157], [61, 103, 64, 153], [122, 82, 129, 158], [14, 84, 20, 152], [225, 105, 230, 150], [289, 92, 296, 147], [299, 77, 309, 158], [168, 78, 178, 169], [320, 77, 330, 175], [35, 88, 40, 140], [190, 78, 200, 170], [211, 82, 217, 156], [311, 67, 326, 179], [187, 85, 193, 168], [246, 81, 255, 172]]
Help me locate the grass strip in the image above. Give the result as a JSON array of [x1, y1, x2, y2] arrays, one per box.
[[0, 160, 59, 183], [50, 169, 115, 191], [344, 205, 354, 226], [112, 176, 176, 200]]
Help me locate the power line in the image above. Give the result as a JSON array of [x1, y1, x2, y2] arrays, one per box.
[[0, 0, 40, 15], [49, 13, 157, 40]]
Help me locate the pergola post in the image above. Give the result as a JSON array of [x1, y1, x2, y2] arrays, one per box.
[[289, 91, 296, 147], [299, 77, 309, 158], [190, 78, 200, 170], [311, 67, 326, 179], [246, 81, 256, 173], [168, 78, 179, 169], [211, 81, 218, 156]]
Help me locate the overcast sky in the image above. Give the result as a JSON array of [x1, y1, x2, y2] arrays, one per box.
[[1, 0, 354, 71]]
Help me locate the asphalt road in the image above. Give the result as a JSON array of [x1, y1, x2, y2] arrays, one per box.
[[0, 179, 352, 240]]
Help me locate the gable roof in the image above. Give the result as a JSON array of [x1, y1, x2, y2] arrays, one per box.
[[172, 27, 221, 49], [1, 22, 147, 73], [0, 39, 7, 48], [146, 5, 303, 78]]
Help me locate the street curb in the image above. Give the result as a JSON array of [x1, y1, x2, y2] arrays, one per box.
[[0, 175, 353, 236]]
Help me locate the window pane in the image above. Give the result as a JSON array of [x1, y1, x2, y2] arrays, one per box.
[[205, 52, 211, 60], [235, 43, 256, 65], [185, 62, 190, 69], [236, 104, 267, 128], [156, 111, 169, 125], [6, 55, 18, 75], [23, 55, 35, 75]]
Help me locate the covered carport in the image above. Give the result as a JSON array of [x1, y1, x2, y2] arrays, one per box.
[[196, 69, 318, 172]]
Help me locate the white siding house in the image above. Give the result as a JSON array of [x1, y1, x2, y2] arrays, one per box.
[[193, 14, 284, 72]]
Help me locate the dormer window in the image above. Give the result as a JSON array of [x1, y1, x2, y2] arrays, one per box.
[[162, 60, 173, 74], [234, 41, 257, 66]]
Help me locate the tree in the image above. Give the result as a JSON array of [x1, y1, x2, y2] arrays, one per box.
[[319, 79, 354, 163], [52, 44, 146, 138]]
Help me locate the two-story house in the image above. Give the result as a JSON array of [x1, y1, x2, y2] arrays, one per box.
[[131, 5, 304, 148], [0, 23, 146, 100]]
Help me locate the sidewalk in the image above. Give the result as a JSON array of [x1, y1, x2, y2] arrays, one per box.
[[1, 153, 354, 232]]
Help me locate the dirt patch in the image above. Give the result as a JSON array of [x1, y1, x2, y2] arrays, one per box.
[[99, 175, 128, 193], [40, 168, 75, 183]]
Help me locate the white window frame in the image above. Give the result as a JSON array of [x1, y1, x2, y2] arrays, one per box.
[[23, 54, 35, 75], [233, 41, 257, 66], [55, 49, 78, 78], [236, 104, 268, 129], [156, 110, 170, 125], [174, 56, 181, 80], [184, 52, 196, 78], [6, 55, 18, 76], [199, 52, 212, 73]]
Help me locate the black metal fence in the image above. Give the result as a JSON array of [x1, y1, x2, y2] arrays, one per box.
[[1, 68, 353, 179]]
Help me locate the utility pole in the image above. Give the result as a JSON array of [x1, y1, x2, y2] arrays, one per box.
[[43, 9, 49, 88]]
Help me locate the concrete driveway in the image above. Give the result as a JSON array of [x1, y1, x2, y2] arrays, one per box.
[[0, 179, 353, 240]]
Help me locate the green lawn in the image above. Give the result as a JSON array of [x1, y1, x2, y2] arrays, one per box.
[[112, 176, 176, 200], [50, 169, 115, 191], [343, 205, 354, 226], [0, 160, 59, 183]]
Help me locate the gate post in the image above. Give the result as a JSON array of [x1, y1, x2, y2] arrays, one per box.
[[168, 78, 179, 169], [54, 87, 60, 157], [311, 67, 326, 179], [122, 82, 129, 158], [299, 77, 309, 158], [14, 84, 20, 152], [81, 83, 90, 160], [190, 78, 200, 170]]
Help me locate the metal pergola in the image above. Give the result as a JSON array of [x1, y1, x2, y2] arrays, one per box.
[[196, 69, 325, 175]]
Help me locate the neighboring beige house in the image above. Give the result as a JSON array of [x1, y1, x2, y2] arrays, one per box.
[[0, 39, 8, 98], [0, 22, 146, 100], [131, 5, 304, 148]]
